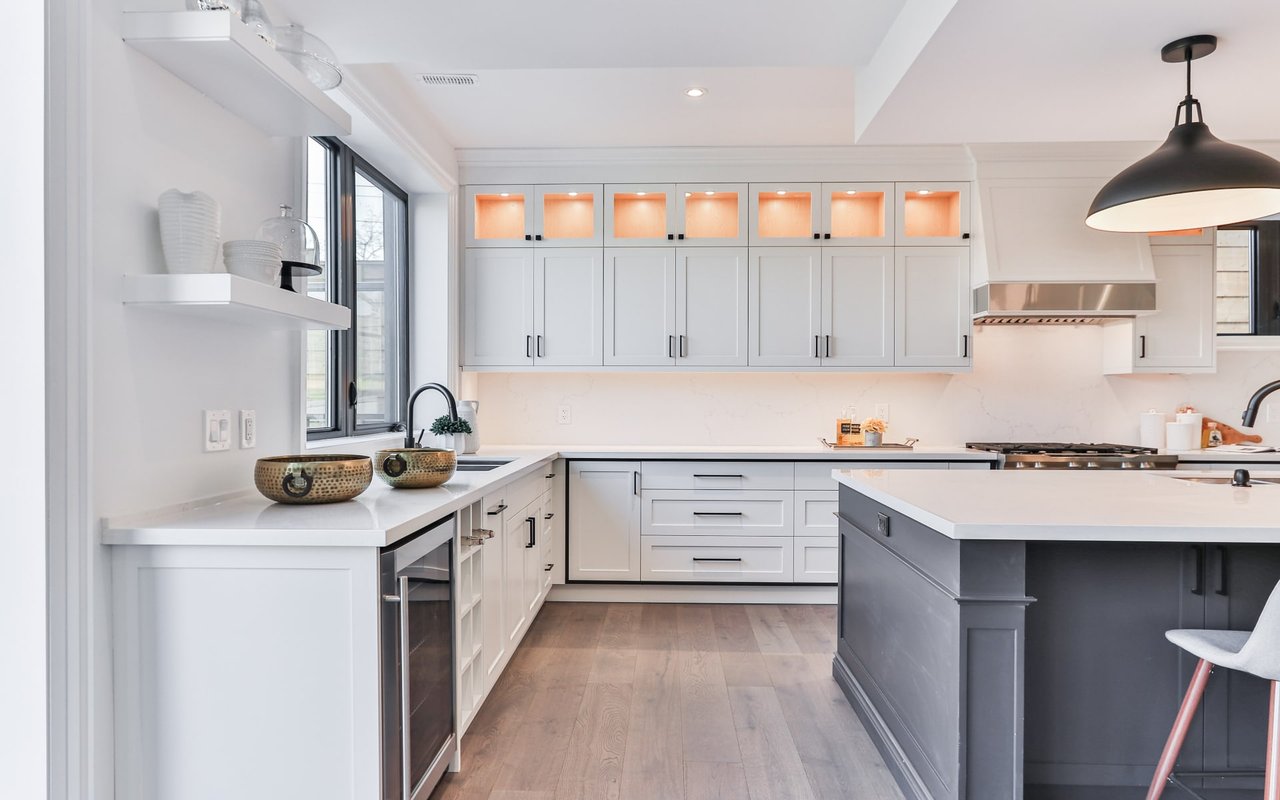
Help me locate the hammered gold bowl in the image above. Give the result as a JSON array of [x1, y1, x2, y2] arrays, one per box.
[[374, 447, 457, 489], [254, 455, 372, 504]]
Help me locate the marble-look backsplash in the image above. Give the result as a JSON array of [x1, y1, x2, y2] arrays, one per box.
[[473, 326, 1280, 447]]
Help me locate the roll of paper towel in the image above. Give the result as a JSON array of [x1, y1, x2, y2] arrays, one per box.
[[1140, 410, 1168, 449], [1166, 421, 1199, 452]]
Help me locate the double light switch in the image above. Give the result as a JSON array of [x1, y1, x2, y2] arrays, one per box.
[[203, 409, 257, 452]]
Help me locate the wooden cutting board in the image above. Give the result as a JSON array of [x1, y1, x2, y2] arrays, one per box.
[[1203, 416, 1263, 445]]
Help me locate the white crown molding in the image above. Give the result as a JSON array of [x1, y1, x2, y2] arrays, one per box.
[[337, 69, 459, 192], [456, 144, 973, 168]]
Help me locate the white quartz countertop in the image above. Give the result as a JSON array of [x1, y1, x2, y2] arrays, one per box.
[[835, 469, 1280, 543], [514, 443, 996, 461], [1172, 448, 1280, 462]]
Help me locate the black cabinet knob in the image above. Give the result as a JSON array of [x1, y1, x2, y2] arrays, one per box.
[[524, 234, 532, 241], [824, 233, 831, 239], [667, 233, 675, 240], [812, 232, 820, 240], [962, 232, 971, 239], [535, 234, 542, 241], [678, 233, 685, 240]]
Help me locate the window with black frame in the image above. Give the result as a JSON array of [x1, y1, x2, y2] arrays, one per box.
[[1216, 222, 1280, 337], [306, 137, 409, 440]]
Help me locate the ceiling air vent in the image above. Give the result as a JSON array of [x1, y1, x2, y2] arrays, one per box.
[[416, 73, 478, 87]]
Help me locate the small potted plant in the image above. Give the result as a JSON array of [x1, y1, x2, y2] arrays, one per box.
[[863, 417, 887, 447], [429, 415, 473, 454]]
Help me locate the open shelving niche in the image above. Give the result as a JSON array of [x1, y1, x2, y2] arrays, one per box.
[[122, 273, 351, 330]]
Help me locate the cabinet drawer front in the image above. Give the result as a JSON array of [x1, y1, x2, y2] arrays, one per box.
[[641, 536, 793, 582], [642, 490, 794, 536], [641, 461, 794, 490], [794, 490, 838, 536], [794, 536, 838, 583]]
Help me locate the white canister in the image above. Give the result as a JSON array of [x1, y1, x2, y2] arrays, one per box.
[[158, 189, 221, 274], [1166, 421, 1199, 452], [457, 400, 479, 454], [1176, 412, 1204, 449], [1139, 410, 1168, 450]]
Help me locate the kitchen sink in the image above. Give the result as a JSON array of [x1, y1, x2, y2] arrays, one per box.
[[455, 457, 516, 472], [1164, 475, 1279, 486]]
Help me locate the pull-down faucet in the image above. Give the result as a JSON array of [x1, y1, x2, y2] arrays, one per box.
[[403, 383, 459, 449], [1242, 380, 1280, 428]]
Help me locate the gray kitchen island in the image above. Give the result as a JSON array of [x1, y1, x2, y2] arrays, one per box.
[[834, 468, 1280, 800]]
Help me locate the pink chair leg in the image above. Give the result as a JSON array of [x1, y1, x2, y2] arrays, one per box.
[[1267, 680, 1280, 800], [1146, 658, 1213, 800]]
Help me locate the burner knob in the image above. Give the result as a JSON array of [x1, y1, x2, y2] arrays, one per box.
[[1066, 461, 1082, 469], [1087, 461, 1101, 469], [1013, 461, 1027, 469], [1120, 461, 1136, 469], [1139, 461, 1155, 469], [1033, 461, 1045, 469]]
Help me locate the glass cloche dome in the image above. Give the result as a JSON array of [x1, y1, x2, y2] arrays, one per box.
[[256, 204, 320, 291]]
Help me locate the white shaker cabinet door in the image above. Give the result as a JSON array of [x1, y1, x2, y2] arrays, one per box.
[[1132, 245, 1216, 371], [534, 248, 603, 366], [822, 247, 894, 367], [894, 246, 971, 368], [749, 247, 822, 367], [604, 248, 676, 366], [568, 461, 642, 581], [676, 247, 748, 367], [464, 249, 534, 366]]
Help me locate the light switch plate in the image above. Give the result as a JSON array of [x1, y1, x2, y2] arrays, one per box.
[[203, 410, 231, 452], [240, 410, 257, 449], [874, 403, 890, 423]]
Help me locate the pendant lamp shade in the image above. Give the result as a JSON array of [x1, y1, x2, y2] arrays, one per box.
[[1086, 34, 1280, 232]]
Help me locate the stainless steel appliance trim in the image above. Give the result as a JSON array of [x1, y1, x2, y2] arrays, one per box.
[[392, 520, 454, 572], [973, 281, 1157, 319], [398, 574, 412, 800], [409, 733, 456, 800]]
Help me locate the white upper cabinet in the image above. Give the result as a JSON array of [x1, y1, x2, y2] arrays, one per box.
[[604, 184, 677, 246], [822, 247, 894, 367], [464, 249, 536, 366], [534, 249, 604, 366], [466, 185, 534, 248], [894, 182, 971, 246], [894, 247, 971, 368], [604, 248, 677, 366], [749, 248, 823, 366], [749, 183, 822, 246], [674, 184, 748, 247], [676, 248, 749, 367], [1104, 244, 1216, 374], [533, 185, 603, 247], [820, 183, 895, 246]]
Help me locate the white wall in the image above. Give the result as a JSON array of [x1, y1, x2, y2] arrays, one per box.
[[474, 326, 1280, 446], [1, 1, 48, 797]]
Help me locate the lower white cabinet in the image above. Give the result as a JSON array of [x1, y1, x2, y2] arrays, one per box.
[[1103, 244, 1216, 374], [639, 535, 794, 582], [641, 490, 794, 536], [793, 536, 839, 583], [794, 490, 838, 536], [568, 461, 642, 581], [503, 502, 531, 648], [894, 246, 971, 368]]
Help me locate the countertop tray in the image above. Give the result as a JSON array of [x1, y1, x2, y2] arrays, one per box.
[[820, 438, 918, 450]]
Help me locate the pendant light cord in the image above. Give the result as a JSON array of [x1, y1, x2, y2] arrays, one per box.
[[1176, 47, 1203, 126]]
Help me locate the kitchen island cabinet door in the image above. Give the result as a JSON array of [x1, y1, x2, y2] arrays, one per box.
[[894, 246, 970, 368], [675, 247, 748, 366], [568, 461, 641, 581], [603, 248, 676, 366], [748, 247, 822, 366], [464, 249, 534, 367]]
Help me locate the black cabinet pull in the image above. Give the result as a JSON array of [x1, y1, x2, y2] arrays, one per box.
[[825, 335, 831, 358], [535, 234, 542, 241], [962, 232, 971, 239], [544, 512, 555, 520], [812, 232, 820, 239], [526, 335, 532, 358], [814, 334, 820, 358], [824, 233, 831, 239], [667, 233, 675, 240], [486, 503, 508, 516], [524, 234, 532, 241], [1215, 545, 1229, 596], [536, 334, 544, 358], [526, 517, 536, 548], [693, 557, 742, 563], [693, 474, 745, 479], [1191, 545, 1205, 595], [667, 334, 675, 358], [633, 471, 639, 495], [962, 334, 969, 358], [679, 334, 687, 358], [1139, 335, 1147, 359], [678, 233, 685, 240], [693, 511, 744, 517], [545, 563, 554, 571]]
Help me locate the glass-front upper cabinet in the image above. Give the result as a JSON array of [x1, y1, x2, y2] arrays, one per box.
[[820, 182, 894, 245], [675, 184, 747, 246], [466, 185, 533, 247], [534, 184, 603, 247], [894, 182, 971, 246], [749, 183, 821, 246], [605, 184, 677, 246]]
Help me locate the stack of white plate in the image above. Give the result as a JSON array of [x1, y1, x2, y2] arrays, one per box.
[[223, 240, 283, 286]]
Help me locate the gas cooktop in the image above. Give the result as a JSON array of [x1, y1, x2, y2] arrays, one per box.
[[966, 442, 1158, 456], [966, 442, 1177, 470]]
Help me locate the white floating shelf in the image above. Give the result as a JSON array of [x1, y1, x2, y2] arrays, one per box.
[[123, 273, 351, 331], [122, 10, 352, 137]]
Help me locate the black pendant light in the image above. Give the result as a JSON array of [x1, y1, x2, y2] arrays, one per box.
[[1086, 35, 1280, 232]]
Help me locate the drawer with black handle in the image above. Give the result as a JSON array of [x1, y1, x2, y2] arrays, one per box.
[[639, 535, 794, 582]]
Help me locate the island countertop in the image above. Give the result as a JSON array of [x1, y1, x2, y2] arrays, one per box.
[[835, 468, 1280, 542]]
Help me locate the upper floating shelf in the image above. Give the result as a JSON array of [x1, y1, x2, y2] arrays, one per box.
[[123, 273, 351, 331], [122, 10, 352, 137]]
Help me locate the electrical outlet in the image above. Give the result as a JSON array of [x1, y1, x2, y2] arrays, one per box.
[[557, 405, 572, 425], [203, 410, 231, 452], [240, 410, 257, 449], [874, 403, 890, 423]]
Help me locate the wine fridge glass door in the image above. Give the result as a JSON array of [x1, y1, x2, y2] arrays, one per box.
[[397, 539, 454, 799]]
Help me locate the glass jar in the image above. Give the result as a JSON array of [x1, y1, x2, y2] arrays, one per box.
[[256, 204, 320, 291]]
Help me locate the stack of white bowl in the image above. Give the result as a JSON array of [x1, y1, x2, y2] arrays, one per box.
[[223, 240, 283, 286]]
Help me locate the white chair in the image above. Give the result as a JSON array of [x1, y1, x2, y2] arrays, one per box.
[[1148, 579, 1280, 800]]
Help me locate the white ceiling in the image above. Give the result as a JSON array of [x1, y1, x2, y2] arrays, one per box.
[[271, 0, 1280, 151]]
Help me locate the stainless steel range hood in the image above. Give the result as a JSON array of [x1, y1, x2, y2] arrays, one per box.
[[971, 177, 1158, 323]]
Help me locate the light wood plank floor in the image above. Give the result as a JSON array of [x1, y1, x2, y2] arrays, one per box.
[[431, 603, 903, 800]]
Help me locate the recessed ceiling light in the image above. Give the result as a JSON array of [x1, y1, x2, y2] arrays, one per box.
[[845, 190, 857, 195], [917, 189, 931, 195], [567, 191, 578, 197], [636, 192, 647, 197], [776, 190, 787, 196], [499, 192, 510, 197], [685, 87, 707, 98], [705, 191, 715, 196]]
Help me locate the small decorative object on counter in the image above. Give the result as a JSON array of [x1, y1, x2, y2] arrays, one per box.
[[253, 454, 371, 504], [837, 405, 862, 446], [1206, 422, 1224, 447], [274, 24, 343, 90], [1200, 415, 1264, 445], [256, 204, 320, 291], [429, 415, 473, 455], [374, 447, 456, 489], [863, 417, 887, 447], [222, 239, 282, 285], [457, 400, 480, 454], [158, 189, 221, 274]]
